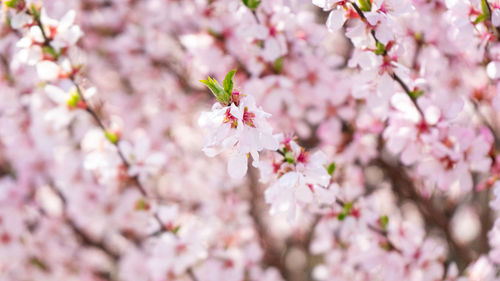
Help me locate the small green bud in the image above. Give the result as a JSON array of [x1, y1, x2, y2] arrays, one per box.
[[42, 46, 59, 60], [66, 92, 80, 108], [380, 215, 389, 230], [242, 0, 261, 11], [104, 130, 119, 145], [358, 0, 372, 12], [134, 199, 150, 211], [338, 202, 353, 221], [374, 41, 386, 55], [4, 0, 18, 8], [274, 57, 283, 73], [30, 3, 41, 20], [30, 257, 48, 271], [342, 202, 353, 214], [284, 151, 295, 164], [327, 162, 336, 176], [409, 89, 424, 100], [172, 225, 181, 235]]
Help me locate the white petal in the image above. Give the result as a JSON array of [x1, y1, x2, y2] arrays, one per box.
[[326, 8, 346, 32], [487, 61, 500, 80], [228, 153, 248, 179], [261, 133, 279, 150], [36, 61, 60, 81], [230, 103, 243, 119], [494, 9, 500, 27], [296, 184, 314, 203], [58, 10, 76, 32], [44, 85, 66, 103], [424, 105, 441, 125]]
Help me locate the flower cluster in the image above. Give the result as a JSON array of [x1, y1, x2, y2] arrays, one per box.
[[199, 71, 278, 179], [3, 0, 500, 280]]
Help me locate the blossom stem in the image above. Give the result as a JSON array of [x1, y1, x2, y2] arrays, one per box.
[[251, 10, 260, 24], [374, 158, 473, 269], [47, 184, 121, 261], [350, 2, 425, 119]]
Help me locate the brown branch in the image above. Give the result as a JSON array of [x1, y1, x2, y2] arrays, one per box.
[[247, 166, 289, 279], [47, 185, 120, 261], [373, 158, 474, 268], [350, 2, 425, 118]]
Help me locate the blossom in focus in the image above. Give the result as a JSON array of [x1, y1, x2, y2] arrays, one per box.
[[199, 72, 278, 179]]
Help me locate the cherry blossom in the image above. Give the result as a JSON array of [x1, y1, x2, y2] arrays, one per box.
[[3, 0, 500, 280]]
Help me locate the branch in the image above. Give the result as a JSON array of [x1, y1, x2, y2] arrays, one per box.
[[247, 166, 289, 279], [47, 185, 120, 261], [350, 2, 425, 118], [373, 158, 474, 268]]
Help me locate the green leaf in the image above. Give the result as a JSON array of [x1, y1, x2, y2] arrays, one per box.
[[380, 215, 389, 229], [30, 257, 48, 271], [134, 199, 150, 211], [4, 0, 18, 8], [30, 4, 40, 20], [172, 225, 181, 235], [481, 0, 491, 19], [242, 0, 261, 11], [374, 41, 385, 55], [475, 13, 488, 24], [42, 46, 59, 60], [359, 0, 372, 12], [104, 130, 119, 145], [274, 57, 283, 73], [284, 151, 295, 164], [200, 76, 231, 105], [327, 162, 336, 176], [338, 202, 353, 221], [342, 202, 353, 214], [66, 92, 80, 108], [409, 89, 424, 100], [223, 70, 236, 95], [379, 241, 392, 251]]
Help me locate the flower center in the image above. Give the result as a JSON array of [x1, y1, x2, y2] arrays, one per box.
[[242, 107, 256, 128]]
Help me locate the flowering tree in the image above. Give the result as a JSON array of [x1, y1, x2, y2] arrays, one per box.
[[2, 0, 500, 280]]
